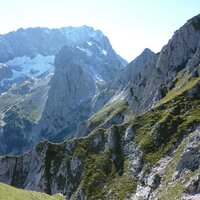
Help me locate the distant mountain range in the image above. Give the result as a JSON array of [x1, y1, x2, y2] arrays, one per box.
[[0, 25, 127, 155]]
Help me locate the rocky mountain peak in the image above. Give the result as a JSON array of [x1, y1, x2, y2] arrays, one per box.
[[141, 47, 154, 54], [127, 14, 200, 115], [187, 14, 200, 30], [0, 25, 127, 64], [129, 48, 155, 68], [156, 14, 200, 74], [120, 48, 155, 85], [38, 35, 126, 141]]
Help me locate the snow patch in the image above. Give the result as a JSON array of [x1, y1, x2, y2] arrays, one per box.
[[76, 46, 85, 52], [0, 63, 7, 69], [0, 92, 7, 96], [6, 54, 55, 79], [101, 49, 107, 56], [97, 46, 107, 56], [83, 64, 105, 85], [87, 41, 92, 46]]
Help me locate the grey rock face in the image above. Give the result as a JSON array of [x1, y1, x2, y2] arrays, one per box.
[[39, 46, 95, 140], [39, 39, 125, 141], [124, 127, 135, 142], [109, 48, 155, 94], [107, 126, 124, 175], [149, 127, 200, 200], [0, 141, 85, 199], [127, 14, 200, 115], [185, 174, 200, 194], [71, 187, 87, 200], [123, 141, 143, 175], [122, 48, 155, 84], [173, 127, 200, 180], [132, 173, 161, 200]]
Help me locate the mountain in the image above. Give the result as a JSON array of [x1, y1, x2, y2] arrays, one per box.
[[0, 26, 127, 93], [122, 48, 155, 84], [0, 25, 127, 155], [0, 26, 127, 64], [126, 15, 200, 115], [39, 42, 125, 141], [0, 14, 200, 200]]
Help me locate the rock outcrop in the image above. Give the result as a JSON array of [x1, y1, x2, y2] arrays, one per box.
[[185, 174, 200, 194], [122, 48, 155, 85], [173, 128, 200, 180]]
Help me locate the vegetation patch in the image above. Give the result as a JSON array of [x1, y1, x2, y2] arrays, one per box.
[[44, 142, 71, 194], [131, 78, 200, 164], [158, 74, 200, 105], [104, 160, 137, 200], [89, 100, 131, 127], [0, 182, 65, 200]]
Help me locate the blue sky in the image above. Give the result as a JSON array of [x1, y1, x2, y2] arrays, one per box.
[[1, 0, 200, 61]]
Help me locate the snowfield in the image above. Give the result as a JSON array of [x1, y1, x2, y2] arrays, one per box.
[[6, 54, 55, 79]]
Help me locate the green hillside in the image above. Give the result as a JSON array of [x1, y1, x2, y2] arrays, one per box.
[[0, 183, 65, 200]]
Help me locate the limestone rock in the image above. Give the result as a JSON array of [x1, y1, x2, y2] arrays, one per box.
[[185, 174, 200, 194], [173, 128, 200, 179], [127, 14, 200, 115], [124, 127, 135, 142]]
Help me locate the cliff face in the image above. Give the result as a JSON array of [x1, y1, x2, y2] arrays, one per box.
[[0, 75, 52, 155], [127, 14, 200, 115], [39, 35, 126, 141]]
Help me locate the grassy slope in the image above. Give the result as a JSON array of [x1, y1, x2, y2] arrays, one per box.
[[0, 183, 65, 200], [0, 93, 21, 113], [88, 99, 132, 127], [131, 78, 200, 164], [0, 77, 50, 122], [158, 73, 200, 105]]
